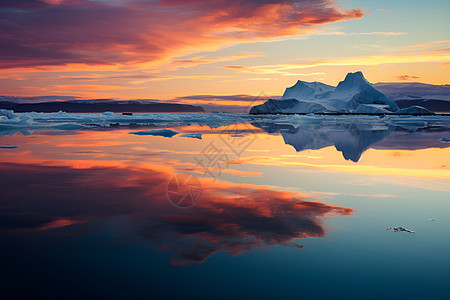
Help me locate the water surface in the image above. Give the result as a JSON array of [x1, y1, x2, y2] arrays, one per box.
[[0, 113, 449, 299]]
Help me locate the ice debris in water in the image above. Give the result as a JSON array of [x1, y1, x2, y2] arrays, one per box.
[[0, 109, 87, 137], [387, 227, 416, 233], [1, 109, 449, 138]]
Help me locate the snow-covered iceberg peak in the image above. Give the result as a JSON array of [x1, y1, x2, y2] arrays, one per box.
[[333, 71, 399, 112], [334, 71, 369, 93], [281, 81, 334, 100]]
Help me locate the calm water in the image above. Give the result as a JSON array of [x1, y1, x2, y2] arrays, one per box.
[[0, 113, 449, 299]]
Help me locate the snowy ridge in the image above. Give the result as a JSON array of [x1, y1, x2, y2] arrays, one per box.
[[281, 81, 334, 100]]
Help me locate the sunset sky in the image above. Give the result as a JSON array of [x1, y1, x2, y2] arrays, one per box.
[[1, 0, 449, 107]]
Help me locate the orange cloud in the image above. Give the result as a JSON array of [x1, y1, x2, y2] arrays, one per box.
[[0, 0, 364, 69], [220, 50, 450, 75]]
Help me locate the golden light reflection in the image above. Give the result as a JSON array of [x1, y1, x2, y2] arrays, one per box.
[[0, 125, 448, 186], [1, 122, 448, 264]]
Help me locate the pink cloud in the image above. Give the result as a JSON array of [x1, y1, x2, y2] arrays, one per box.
[[0, 0, 364, 69], [397, 75, 420, 81]]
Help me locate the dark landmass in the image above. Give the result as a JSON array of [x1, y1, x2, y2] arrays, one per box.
[[249, 112, 450, 116], [393, 99, 450, 112], [0, 100, 205, 113], [0, 95, 80, 103], [373, 82, 450, 113]]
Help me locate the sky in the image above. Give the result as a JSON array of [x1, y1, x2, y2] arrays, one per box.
[[0, 0, 449, 109]]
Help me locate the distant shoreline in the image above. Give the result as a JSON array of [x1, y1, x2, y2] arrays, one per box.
[[0, 100, 205, 113]]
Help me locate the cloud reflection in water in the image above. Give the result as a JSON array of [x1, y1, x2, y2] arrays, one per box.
[[0, 162, 352, 265]]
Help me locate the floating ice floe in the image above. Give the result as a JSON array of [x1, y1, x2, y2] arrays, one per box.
[[1, 109, 255, 134], [129, 129, 179, 138], [0, 109, 87, 137], [179, 133, 202, 139], [0, 145, 18, 149], [1, 109, 449, 139], [387, 227, 416, 233]]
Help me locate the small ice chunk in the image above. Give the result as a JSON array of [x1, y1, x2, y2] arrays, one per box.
[[387, 227, 415, 233], [180, 133, 202, 139], [426, 219, 436, 221], [129, 129, 179, 138], [0, 109, 17, 119], [0, 145, 18, 149]]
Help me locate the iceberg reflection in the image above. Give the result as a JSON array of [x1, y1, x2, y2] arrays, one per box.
[[253, 116, 450, 162]]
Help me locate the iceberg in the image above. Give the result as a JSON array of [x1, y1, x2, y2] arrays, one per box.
[[250, 99, 327, 114], [250, 72, 436, 114], [354, 104, 392, 114], [281, 81, 334, 100], [333, 71, 399, 112]]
